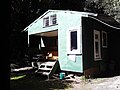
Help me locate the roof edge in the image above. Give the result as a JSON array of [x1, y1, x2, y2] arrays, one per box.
[[88, 15, 120, 30], [22, 10, 98, 32]]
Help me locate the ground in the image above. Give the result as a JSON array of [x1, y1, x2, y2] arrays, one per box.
[[67, 75, 120, 90], [10, 69, 120, 90]]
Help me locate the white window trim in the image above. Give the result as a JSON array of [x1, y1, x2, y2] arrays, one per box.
[[50, 14, 57, 25], [43, 17, 49, 27], [102, 31, 107, 48], [43, 14, 57, 27], [67, 26, 82, 54], [94, 30, 102, 61]]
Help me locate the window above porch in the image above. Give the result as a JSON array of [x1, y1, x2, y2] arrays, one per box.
[[43, 14, 57, 28]]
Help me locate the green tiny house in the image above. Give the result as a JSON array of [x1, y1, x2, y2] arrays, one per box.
[[23, 10, 120, 76]]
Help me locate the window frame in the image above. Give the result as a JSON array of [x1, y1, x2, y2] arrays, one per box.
[[94, 30, 102, 61], [43, 14, 57, 28], [70, 31, 78, 51], [43, 17, 49, 27], [50, 14, 57, 25], [67, 26, 82, 54]]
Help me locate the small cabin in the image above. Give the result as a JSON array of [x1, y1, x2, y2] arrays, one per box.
[[23, 10, 120, 76]]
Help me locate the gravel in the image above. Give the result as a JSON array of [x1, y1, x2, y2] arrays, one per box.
[[66, 75, 120, 90]]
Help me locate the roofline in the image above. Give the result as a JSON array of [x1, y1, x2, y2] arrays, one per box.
[[22, 10, 52, 32], [22, 10, 97, 32], [47, 10, 98, 16], [88, 15, 120, 30]]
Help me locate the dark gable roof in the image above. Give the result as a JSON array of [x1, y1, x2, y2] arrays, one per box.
[[88, 14, 120, 30]]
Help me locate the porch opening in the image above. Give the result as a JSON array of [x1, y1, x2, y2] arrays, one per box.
[[29, 30, 58, 62]]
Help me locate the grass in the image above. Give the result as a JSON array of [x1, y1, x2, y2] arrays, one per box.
[[10, 75, 26, 80], [10, 70, 73, 90]]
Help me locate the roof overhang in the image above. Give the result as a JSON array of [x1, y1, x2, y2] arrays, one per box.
[[34, 30, 58, 37], [22, 10, 98, 32], [88, 14, 120, 30], [22, 10, 120, 32]]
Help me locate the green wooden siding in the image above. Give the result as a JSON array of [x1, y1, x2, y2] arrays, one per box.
[[58, 13, 83, 72], [28, 11, 59, 35]]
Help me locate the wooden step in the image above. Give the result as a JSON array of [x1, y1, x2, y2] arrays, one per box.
[[37, 71, 49, 75], [35, 60, 59, 79]]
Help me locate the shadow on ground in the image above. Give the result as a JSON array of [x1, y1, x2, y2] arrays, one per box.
[[93, 70, 120, 79], [10, 70, 73, 90]]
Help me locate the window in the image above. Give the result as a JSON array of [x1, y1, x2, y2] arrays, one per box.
[[102, 31, 107, 48], [70, 31, 77, 51], [67, 26, 82, 54], [50, 14, 57, 25], [94, 30, 101, 60], [43, 14, 57, 27], [43, 17, 49, 27]]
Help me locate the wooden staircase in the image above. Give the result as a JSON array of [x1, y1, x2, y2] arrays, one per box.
[[35, 60, 59, 79]]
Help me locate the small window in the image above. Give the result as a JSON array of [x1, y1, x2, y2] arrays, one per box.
[[67, 26, 82, 54], [102, 31, 107, 48], [70, 31, 77, 51], [43, 17, 49, 27], [50, 14, 57, 25]]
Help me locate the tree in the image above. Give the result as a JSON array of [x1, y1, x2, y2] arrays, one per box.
[[84, 0, 120, 23], [102, 0, 120, 23]]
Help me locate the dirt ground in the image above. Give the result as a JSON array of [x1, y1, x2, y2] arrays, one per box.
[[66, 75, 120, 90], [10, 69, 120, 90]]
